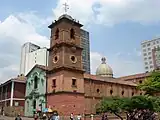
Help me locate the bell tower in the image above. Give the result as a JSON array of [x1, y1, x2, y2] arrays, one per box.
[[48, 14, 84, 72], [47, 13, 85, 115]]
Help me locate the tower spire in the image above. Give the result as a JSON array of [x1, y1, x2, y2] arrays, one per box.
[[63, 2, 69, 14]]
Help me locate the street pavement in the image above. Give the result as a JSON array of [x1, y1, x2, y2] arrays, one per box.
[[0, 116, 33, 120]]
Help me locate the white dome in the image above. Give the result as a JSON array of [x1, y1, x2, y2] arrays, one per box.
[[96, 57, 113, 77]]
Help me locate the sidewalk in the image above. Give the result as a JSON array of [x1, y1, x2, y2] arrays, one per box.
[[0, 116, 33, 120]]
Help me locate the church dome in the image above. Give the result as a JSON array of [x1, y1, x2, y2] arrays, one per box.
[[96, 57, 113, 77], [58, 14, 73, 21]]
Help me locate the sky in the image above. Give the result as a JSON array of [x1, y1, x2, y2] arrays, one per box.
[[0, 0, 160, 83]]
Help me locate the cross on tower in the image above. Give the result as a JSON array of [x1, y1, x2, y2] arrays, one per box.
[[63, 2, 69, 14]]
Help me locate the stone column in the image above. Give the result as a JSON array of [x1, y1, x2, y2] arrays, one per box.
[[10, 81, 14, 106]]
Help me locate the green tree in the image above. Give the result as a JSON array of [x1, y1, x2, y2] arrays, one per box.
[[137, 71, 160, 95], [97, 95, 160, 120]]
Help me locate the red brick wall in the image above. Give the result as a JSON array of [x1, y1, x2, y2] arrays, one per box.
[[47, 93, 85, 115], [13, 82, 25, 98]]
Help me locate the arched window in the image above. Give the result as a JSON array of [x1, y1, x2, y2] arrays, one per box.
[[110, 90, 113, 95], [121, 90, 124, 96], [55, 28, 59, 40], [34, 76, 38, 89], [70, 28, 75, 39]]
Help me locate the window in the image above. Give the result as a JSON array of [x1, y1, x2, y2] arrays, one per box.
[[140, 93, 142, 95], [72, 79, 77, 87], [70, 55, 77, 63], [143, 45, 146, 47], [97, 89, 100, 93], [55, 28, 59, 39], [144, 57, 147, 60], [33, 100, 36, 112], [34, 76, 38, 89], [149, 61, 152, 64], [145, 66, 148, 69], [150, 65, 153, 68], [148, 56, 152, 59], [143, 53, 147, 56], [157, 41, 159, 44], [110, 90, 113, 95], [121, 91, 124, 95], [132, 92, 134, 96], [148, 48, 151, 51], [145, 62, 148, 65], [148, 52, 151, 55], [27, 101, 29, 112], [70, 28, 75, 39], [139, 80, 142, 84], [147, 43, 150, 46], [14, 102, 19, 106], [52, 79, 56, 87], [143, 49, 146, 52]]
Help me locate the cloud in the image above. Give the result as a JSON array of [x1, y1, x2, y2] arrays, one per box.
[[0, 13, 49, 83], [91, 51, 144, 77], [16, 11, 53, 30], [53, 0, 160, 26], [1, 0, 154, 82]]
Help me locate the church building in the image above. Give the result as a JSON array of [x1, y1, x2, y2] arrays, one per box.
[[45, 13, 145, 115]]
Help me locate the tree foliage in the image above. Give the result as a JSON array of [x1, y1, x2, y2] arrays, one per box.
[[137, 71, 160, 95], [97, 95, 160, 120]]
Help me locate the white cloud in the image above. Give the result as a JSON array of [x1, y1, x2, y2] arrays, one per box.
[[0, 13, 50, 83], [53, 0, 160, 26], [91, 51, 144, 77], [16, 11, 53, 30], [1, 0, 155, 82]]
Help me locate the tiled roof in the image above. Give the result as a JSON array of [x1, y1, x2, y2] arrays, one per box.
[[84, 73, 137, 86], [117, 72, 151, 81], [26, 64, 49, 76], [36, 64, 49, 71]]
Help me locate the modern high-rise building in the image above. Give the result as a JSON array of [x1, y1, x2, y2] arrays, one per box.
[[141, 38, 160, 72], [80, 29, 90, 74], [20, 42, 49, 76]]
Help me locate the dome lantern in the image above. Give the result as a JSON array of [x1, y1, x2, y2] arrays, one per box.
[[96, 57, 113, 77]]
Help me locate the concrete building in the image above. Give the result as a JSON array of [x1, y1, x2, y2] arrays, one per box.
[[0, 75, 26, 116], [80, 29, 90, 74], [152, 47, 160, 69], [141, 38, 160, 72], [20, 42, 49, 76], [25, 47, 49, 75], [20, 42, 40, 75]]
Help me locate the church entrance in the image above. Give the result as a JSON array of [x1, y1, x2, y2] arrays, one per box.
[[33, 100, 36, 114]]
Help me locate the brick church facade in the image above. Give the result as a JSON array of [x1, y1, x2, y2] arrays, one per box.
[[45, 14, 147, 115]]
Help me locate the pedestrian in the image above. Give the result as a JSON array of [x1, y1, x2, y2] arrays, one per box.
[[42, 113, 47, 120], [34, 112, 38, 120], [77, 114, 81, 120], [49, 112, 59, 120], [101, 113, 105, 120], [90, 114, 94, 120], [15, 114, 22, 120], [70, 113, 74, 120]]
